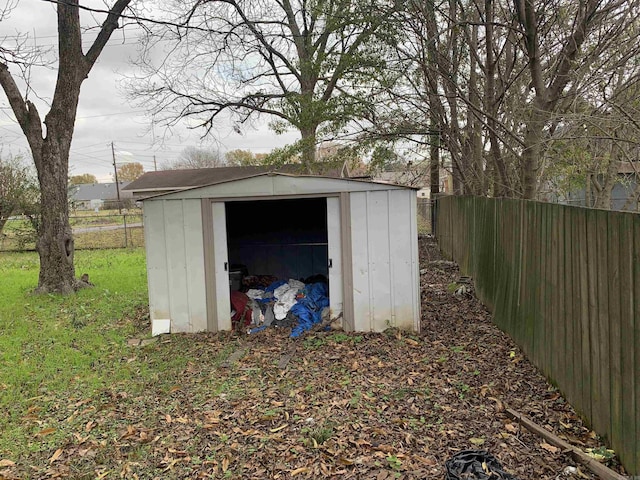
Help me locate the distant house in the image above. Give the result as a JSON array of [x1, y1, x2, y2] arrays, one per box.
[[374, 168, 451, 198], [562, 162, 640, 211], [70, 182, 133, 210]]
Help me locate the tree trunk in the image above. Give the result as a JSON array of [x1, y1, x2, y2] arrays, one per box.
[[595, 137, 622, 209], [300, 126, 317, 170], [429, 126, 440, 197], [36, 143, 76, 294], [0, 0, 131, 293], [521, 107, 545, 199]]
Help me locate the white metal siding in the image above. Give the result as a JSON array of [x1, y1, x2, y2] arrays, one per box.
[[327, 197, 343, 320], [349, 190, 419, 332], [144, 199, 207, 334], [144, 201, 171, 325], [182, 200, 208, 332], [211, 202, 232, 331], [390, 190, 420, 331]]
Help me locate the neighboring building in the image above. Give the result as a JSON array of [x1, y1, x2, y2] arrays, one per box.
[[135, 168, 420, 336], [70, 182, 133, 210], [374, 168, 451, 198], [562, 162, 640, 211]]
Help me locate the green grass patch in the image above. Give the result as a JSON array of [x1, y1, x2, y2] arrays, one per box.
[[0, 248, 149, 457]]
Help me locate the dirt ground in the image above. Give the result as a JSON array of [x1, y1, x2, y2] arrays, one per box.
[[2, 236, 622, 479]]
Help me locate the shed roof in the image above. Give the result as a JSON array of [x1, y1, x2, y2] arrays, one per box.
[[123, 164, 345, 193], [142, 171, 417, 202]]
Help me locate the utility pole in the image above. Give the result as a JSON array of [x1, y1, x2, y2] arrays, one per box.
[[153, 154, 157, 171], [111, 141, 122, 214]]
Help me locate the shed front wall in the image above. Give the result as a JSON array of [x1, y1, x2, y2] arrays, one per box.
[[144, 198, 207, 334], [348, 190, 420, 332]]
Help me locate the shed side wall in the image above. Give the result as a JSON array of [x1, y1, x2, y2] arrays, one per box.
[[349, 190, 420, 331]]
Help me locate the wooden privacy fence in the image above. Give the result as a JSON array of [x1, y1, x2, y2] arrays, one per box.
[[436, 195, 639, 476]]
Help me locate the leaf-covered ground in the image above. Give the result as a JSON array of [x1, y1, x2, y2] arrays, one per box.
[[1, 237, 621, 479]]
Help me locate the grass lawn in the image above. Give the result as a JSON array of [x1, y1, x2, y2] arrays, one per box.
[[0, 249, 150, 460]]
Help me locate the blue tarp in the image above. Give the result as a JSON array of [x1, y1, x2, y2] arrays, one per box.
[[289, 283, 330, 338]]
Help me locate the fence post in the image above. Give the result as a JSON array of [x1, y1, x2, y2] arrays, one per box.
[[432, 195, 438, 237], [123, 214, 128, 248]]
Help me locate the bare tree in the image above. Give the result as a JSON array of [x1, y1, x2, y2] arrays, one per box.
[[163, 146, 226, 170], [0, 0, 132, 293], [131, 0, 400, 168], [375, 0, 640, 202]]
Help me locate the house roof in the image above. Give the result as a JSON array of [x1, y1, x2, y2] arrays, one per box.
[[618, 161, 639, 174], [123, 164, 345, 193], [71, 182, 132, 201]]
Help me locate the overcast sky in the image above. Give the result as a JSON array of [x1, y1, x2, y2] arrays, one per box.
[[0, 0, 299, 182]]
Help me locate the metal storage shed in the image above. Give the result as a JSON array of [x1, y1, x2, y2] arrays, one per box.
[[137, 171, 420, 335]]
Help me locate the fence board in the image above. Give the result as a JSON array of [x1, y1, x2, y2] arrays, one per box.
[[595, 210, 612, 440], [608, 213, 622, 459], [634, 215, 640, 472], [618, 213, 635, 471], [436, 196, 639, 475], [563, 206, 575, 405], [586, 208, 602, 434], [578, 208, 592, 422], [550, 204, 561, 382]]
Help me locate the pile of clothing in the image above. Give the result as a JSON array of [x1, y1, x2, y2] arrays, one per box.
[[230, 278, 330, 337]]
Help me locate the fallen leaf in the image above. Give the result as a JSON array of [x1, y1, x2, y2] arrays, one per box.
[[49, 448, 63, 464], [269, 424, 288, 433], [504, 423, 518, 433], [222, 456, 230, 473], [413, 455, 436, 466], [540, 442, 559, 454], [470, 437, 485, 445], [290, 466, 310, 476], [36, 428, 56, 437], [0, 459, 15, 467]]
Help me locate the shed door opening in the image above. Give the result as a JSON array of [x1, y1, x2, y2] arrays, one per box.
[[218, 196, 344, 332], [225, 197, 329, 283]]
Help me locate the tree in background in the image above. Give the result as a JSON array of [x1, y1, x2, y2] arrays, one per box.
[[162, 147, 226, 170], [116, 162, 144, 181], [370, 0, 640, 203], [69, 173, 98, 185], [225, 150, 267, 167], [0, 0, 132, 293], [0, 154, 37, 234], [132, 0, 401, 168]]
